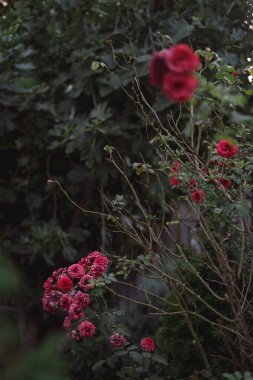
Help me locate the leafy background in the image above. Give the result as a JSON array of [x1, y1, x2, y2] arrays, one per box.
[[0, 0, 252, 378]]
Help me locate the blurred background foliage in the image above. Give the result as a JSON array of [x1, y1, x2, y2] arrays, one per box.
[[1, 0, 253, 378]]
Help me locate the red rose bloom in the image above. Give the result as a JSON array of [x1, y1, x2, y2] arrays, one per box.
[[78, 321, 96, 338], [163, 73, 198, 102], [171, 161, 181, 173], [189, 178, 197, 188], [231, 71, 238, 77], [56, 276, 73, 292], [170, 175, 180, 186], [141, 337, 155, 352], [217, 139, 238, 159], [149, 49, 170, 86], [167, 44, 200, 73], [191, 189, 205, 204], [110, 333, 126, 348], [60, 294, 74, 310], [68, 264, 84, 279], [216, 178, 232, 189]]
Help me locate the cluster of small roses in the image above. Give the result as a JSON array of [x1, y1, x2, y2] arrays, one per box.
[[42, 251, 108, 340], [149, 44, 200, 102], [170, 139, 239, 204], [110, 333, 155, 352]]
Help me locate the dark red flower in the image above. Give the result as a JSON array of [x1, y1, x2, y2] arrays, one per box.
[[163, 73, 198, 102], [170, 175, 180, 186], [216, 178, 232, 189], [69, 302, 84, 320], [141, 337, 155, 352], [87, 251, 104, 260], [231, 71, 238, 77], [171, 161, 181, 173], [78, 321, 96, 338], [110, 333, 126, 348], [189, 178, 197, 188], [191, 189, 205, 204], [63, 316, 71, 330], [43, 276, 53, 291], [74, 291, 90, 308], [56, 276, 73, 292], [78, 274, 94, 291], [167, 44, 200, 74], [149, 49, 170, 86], [217, 139, 238, 159], [60, 294, 74, 310], [67, 264, 84, 279], [42, 290, 62, 313]]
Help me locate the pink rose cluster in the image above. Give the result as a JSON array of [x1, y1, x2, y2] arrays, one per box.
[[149, 44, 200, 102], [42, 250, 108, 340]]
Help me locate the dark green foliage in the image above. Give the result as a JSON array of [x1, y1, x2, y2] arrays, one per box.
[[1, 0, 253, 378]]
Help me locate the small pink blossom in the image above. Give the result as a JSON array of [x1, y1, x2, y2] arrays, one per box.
[[87, 251, 103, 260], [68, 264, 84, 279], [78, 321, 96, 338], [43, 276, 53, 291], [52, 268, 67, 279], [78, 274, 94, 291], [141, 337, 155, 352], [74, 291, 90, 308], [110, 333, 126, 348], [63, 316, 71, 330], [67, 329, 81, 341], [60, 294, 74, 310], [42, 290, 62, 313], [78, 257, 90, 271], [69, 303, 84, 320]]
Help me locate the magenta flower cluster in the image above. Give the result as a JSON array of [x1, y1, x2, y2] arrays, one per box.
[[42, 250, 108, 340]]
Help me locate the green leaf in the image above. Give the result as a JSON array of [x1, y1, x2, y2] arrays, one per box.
[[152, 354, 168, 365], [129, 351, 143, 364], [113, 350, 128, 357], [236, 200, 250, 218], [92, 360, 105, 371], [141, 352, 151, 359], [127, 345, 138, 351]]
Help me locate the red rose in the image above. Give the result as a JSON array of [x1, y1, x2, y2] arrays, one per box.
[[217, 139, 238, 159], [56, 275, 73, 292], [170, 175, 180, 186], [191, 189, 205, 204], [167, 44, 200, 74], [216, 178, 232, 189], [171, 161, 181, 173], [149, 49, 170, 86], [110, 333, 126, 348], [141, 337, 155, 352], [78, 321, 96, 338], [231, 71, 238, 77], [163, 73, 198, 102], [189, 178, 197, 188], [67, 264, 84, 279]]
